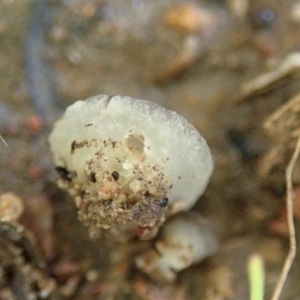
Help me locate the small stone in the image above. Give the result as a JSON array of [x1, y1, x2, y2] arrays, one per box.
[[164, 3, 216, 33], [0, 192, 24, 222]]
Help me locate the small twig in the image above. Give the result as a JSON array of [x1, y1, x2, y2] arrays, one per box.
[[271, 131, 300, 300], [238, 53, 300, 101], [263, 92, 300, 133], [0, 135, 8, 147]]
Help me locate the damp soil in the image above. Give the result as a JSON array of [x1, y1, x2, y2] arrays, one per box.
[[1, 0, 300, 299]]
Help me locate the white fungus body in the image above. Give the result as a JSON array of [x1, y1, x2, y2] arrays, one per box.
[[135, 213, 219, 282], [49, 95, 213, 239]]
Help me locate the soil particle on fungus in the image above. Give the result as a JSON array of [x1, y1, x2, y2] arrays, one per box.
[[55, 166, 71, 181], [112, 171, 119, 181], [89, 172, 97, 183], [161, 198, 169, 207]]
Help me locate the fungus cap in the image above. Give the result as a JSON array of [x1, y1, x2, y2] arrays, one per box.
[[48, 95, 213, 236]]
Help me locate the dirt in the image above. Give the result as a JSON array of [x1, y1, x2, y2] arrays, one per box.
[[1, 0, 300, 299]]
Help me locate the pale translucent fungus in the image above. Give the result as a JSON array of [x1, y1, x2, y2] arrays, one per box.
[[136, 213, 219, 282], [48, 95, 213, 239]]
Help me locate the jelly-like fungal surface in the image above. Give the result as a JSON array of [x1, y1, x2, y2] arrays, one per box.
[[49, 95, 213, 239]]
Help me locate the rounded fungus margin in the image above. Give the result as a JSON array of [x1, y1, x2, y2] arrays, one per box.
[[48, 95, 213, 239], [136, 213, 219, 282]]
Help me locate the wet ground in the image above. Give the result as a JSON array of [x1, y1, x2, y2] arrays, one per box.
[[1, 0, 300, 299]]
